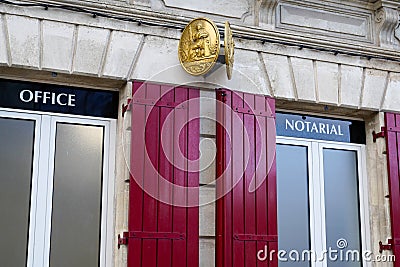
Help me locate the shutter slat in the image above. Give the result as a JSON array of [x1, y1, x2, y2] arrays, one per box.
[[243, 93, 257, 266], [129, 81, 146, 266], [157, 85, 174, 267], [143, 83, 161, 267], [187, 88, 200, 265], [255, 94, 269, 267], [171, 87, 188, 267], [216, 89, 276, 267], [216, 89, 233, 267], [232, 91, 245, 267]]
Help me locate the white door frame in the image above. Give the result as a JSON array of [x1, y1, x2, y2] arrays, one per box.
[[277, 136, 371, 267], [0, 108, 116, 267], [0, 110, 42, 267]]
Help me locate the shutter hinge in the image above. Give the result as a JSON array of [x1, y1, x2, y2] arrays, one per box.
[[122, 98, 132, 117], [217, 90, 227, 102], [232, 106, 275, 118], [372, 127, 386, 143], [118, 231, 186, 248], [233, 234, 278, 242], [118, 232, 129, 249], [379, 238, 393, 253]]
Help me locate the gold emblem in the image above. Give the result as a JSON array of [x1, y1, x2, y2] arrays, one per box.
[[224, 21, 234, 80], [178, 18, 220, 76]]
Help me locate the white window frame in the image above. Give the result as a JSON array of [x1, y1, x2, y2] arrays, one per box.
[[0, 108, 116, 267], [277, 136, 371, 267], [0, 110, 42, 267]]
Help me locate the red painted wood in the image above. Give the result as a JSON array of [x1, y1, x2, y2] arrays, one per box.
[[157, 85, 174, 267], [142, 83, 160, 267], [267, 97, 277, 267], [187, 88, 200, 265], [243, 93, 257, 266], [171, 87, 188, 267], [232, 91, 245, 267], [255, 94, 268, 267], [216, 89, 276, 267], [216, 89, 233, 267], [128, 82, 200, 267], [267, 97, 277, 231], [129, 81, 146, 267], [385, 112, 400, 266], [216, 90, 225, 267]]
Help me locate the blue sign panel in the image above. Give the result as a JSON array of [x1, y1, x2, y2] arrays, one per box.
[[276, 113, 365, 143], [0, 79, 119, 118]]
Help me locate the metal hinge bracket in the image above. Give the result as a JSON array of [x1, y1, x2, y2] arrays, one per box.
[[233, 234, 278, 242], [122, 98, 132, 117], [372, 127, 386, 142], [118, 231, 185, 249], [118, 232, 129, 249], [379, 239, 393, 253]]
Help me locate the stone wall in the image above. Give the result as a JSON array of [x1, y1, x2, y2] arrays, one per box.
[[1, 3, 399, 112]]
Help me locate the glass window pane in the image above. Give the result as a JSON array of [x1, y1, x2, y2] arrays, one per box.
[[0, 117, 35, 266], [50, 123, 104, 267], [277, 144, 310, 267], [323, 149, 361, 267]]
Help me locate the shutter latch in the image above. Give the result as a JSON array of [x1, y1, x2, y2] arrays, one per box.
[[117, 232, 129, 249], [379, 239, 393, 253], [372, 127, 386, 142]]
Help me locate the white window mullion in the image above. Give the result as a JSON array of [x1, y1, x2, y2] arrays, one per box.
[[35, 116, 57, 267], [318, 142, 328, 267], [311, 142, 327, 267]]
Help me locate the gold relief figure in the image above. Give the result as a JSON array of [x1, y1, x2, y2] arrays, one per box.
[[178, 18, 220, 76], [190, 22, 212, 61]]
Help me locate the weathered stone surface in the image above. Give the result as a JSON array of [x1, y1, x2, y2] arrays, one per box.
[[199, 186, 216, 236], [361, 69, 388, 110], [381, 72, 400, 112], [42, 21, 75, 72], [73, 26, 110, 75], [290, 57, 316, 102], [131, 36, 202, 85], [0, 15, 8, 65], [102, 31, 143, 79], [207, 50, 270, 96], [200, 90, 216, 136], [364, 113, 392, 266], [199, 137, 216, 185], [340, 65, 363, 108], [316, 61, 339, 105], [277, 3, 372, 42], [262, 54, 294, 99], [6, 15, 39, 68], [199, 238, 215, 267], [375, 6, 400, 48], [161, 0, 249, 19]]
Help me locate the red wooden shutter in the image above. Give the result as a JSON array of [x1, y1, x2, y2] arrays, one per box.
[[127, 81, 199, 267], [216, 89, 277, 267], [385, 112, 400, 265]]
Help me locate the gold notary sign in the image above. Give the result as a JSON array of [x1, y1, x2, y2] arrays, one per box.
[[178, 18, 234, 79]]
